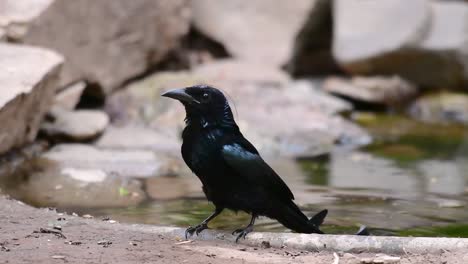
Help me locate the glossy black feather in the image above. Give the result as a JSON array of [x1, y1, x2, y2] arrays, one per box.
[[221, 142, 295, 201]]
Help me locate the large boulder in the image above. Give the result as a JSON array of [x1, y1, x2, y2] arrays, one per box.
[[191, 0, 315, 67], [0, 43, 63, 154], [2, 0, 190, 95], [333, 0, 468, 88]]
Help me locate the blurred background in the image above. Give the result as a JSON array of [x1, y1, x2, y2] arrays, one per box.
[[1, 0, 468, 237]]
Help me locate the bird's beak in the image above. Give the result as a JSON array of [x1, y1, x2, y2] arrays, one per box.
[[161, 88, 200, 105]]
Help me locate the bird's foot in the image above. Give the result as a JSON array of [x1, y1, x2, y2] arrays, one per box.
[[185, 222, 208, 239], [232, 225, 254, 243]]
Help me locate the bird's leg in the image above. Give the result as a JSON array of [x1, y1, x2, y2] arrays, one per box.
[[232, 214, 257, 243], [185, 207, 223, 239]]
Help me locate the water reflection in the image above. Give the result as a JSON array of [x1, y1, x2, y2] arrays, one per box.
[[329, 151, 419, 195]]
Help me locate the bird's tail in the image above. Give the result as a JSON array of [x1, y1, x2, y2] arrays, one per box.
[[272, 202, 369, 235], [271, 201, 327, 234]]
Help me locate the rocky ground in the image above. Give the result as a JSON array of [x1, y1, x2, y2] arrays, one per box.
[[0, 195, 466, 264]]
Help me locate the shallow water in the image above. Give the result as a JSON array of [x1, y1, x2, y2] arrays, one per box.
[[1, 113, 468, 237]]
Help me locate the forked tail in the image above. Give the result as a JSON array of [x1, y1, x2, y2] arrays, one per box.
[[272, 201, 369, 235], [272, 202, 327, 234]]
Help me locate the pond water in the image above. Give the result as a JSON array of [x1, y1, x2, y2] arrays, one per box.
[[1, 113, 468, 237]]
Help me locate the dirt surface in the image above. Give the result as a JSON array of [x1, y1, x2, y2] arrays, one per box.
[[0, 196, 467, 264]]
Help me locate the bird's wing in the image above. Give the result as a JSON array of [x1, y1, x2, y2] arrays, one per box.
[[221, 142, 295, 201]]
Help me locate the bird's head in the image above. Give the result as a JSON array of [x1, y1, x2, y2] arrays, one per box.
[[161, 84, 236, 128]]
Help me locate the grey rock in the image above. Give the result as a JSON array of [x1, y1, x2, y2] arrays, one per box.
[[409, 92, 468, 125], [191, 0, 315, 67], [323, 76, 417, 106], [333, 0, 468, 88], [8, 0, 190, 94], [53, 81, 86, 111], [0, 43, 63, 154], [41, 108, 109, 141], [43, 144, 179, 178]]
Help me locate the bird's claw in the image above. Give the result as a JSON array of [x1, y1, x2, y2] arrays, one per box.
[[232, 225, 253, 243], [185, 222, 208, 239]]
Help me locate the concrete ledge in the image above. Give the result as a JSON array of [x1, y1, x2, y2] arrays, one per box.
[[126, 225, 468, 254]]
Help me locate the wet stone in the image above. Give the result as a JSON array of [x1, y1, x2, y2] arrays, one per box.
[[5, 158, 147, 208]]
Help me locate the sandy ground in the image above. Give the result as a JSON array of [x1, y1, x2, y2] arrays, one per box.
[[0, 196, 467, 264]]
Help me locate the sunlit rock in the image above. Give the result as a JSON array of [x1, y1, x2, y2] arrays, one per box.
[[0, 43, 63, 154]]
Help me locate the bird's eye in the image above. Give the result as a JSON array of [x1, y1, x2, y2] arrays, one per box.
[[201, 93, 210, 103]]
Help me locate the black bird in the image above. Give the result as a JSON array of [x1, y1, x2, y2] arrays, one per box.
[[162, 85, 330, 242]]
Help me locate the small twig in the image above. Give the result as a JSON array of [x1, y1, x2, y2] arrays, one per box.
[[175, 240, 193, 245], [36, 228, 66, 239]]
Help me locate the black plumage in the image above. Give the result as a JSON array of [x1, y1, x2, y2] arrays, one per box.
[[161, 85, 329, 241]]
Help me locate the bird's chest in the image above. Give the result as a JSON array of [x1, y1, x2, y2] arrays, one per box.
[[182, 128, 225, 175]]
